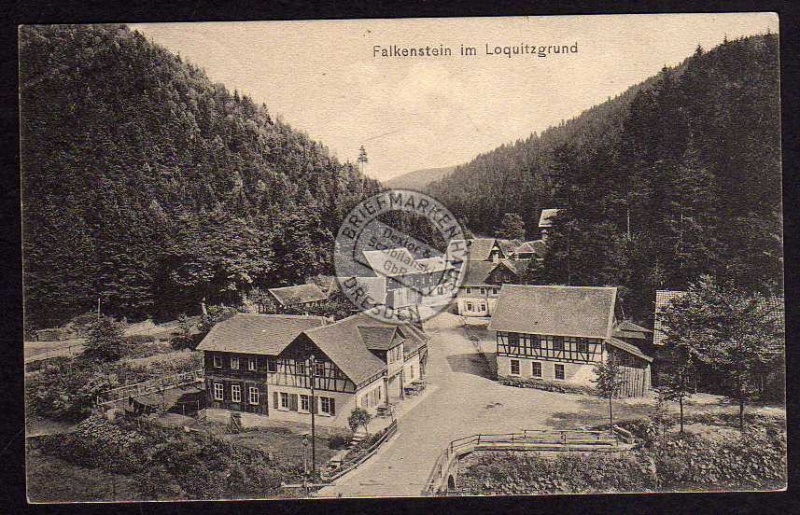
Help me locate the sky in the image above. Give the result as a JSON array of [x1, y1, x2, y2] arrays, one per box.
[[131, 14, 777, 182]]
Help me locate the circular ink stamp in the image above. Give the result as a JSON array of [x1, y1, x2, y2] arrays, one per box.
[[334, 189, 469, 323]]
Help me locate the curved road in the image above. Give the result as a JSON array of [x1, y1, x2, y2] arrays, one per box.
[[317, 317, 591, 498]]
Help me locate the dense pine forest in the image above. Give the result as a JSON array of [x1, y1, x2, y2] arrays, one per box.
[[427, 34, 781, 323], [21, 25, 380, 329]]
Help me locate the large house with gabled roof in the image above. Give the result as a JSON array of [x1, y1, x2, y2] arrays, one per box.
[[489, 285, 653, 397], [196, 312, 428, 427]]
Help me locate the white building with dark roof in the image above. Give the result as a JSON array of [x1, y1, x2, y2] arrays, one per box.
[[489, 285, 653, 397]]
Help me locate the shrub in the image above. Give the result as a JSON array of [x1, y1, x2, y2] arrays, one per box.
[[499, 376, 596, 395], [327, 434, 352, 450], [25, 359, 119, 421], [83, 316, 126, 362]]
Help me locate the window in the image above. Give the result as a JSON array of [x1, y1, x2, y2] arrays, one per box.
[[280, 392, 289, 409], [510, 359, 520, 375], [553, 337, 564, 352], [466, 287, 472, 294], [479, 288, 486, 295], [248, 387, 259, 405], [508, 333, 520, 349], [554, 364, 565, 380], [248, 358, 257, 371], [300, 394, 310, 412], [479, 303, 486, 312], [231, 384, 241, 402], [492, 288, 499, 295], [466, 302, 474, 312], [297, 361, 306, 376], [320, 396, 336, 416], [213, 355, 222, 368], [410, 365, 416, 380], [230, 357, 239, 370], [378, 386, 382, 400], [532, 362, 542, 377], [314, 362, 325, 377], [577, 339, 589, 354], [213, 383, 224, 401], [267, 360, 277, 373]]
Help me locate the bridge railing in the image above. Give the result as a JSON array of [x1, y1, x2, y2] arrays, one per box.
[[421, 428, 629, 496]]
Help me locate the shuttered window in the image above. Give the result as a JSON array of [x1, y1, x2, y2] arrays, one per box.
[[273, 392, 279, 409], [289, 394, 299, 412]]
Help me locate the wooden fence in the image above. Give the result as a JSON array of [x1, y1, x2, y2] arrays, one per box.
[[320, 420, 398, 482], [422, 428, 633, 496], [96, 369, 204, 407]]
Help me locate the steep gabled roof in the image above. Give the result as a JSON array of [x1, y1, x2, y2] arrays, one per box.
[[465, 238, 497, 261], [488, 285, 617, 339], [515, 240, 547, 257], [358, 325, 401, 351], [303, 314, 387, 385], [496, 259, 522, 276], [538, 209, 562, 228], [497, 239, 522, 257], [460, 260, 498, 286], [196, 314, 327, 355], [268, 283, 327, 306]]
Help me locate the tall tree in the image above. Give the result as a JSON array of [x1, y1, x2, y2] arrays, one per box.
[[659, 276, 784, 431], [497, 212, 526, 240]]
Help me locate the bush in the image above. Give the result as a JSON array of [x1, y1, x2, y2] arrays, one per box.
[[25, 359, 119, 421], [327, 434, 352, 450], [499, 376, 596, 395], [37, 414, 300, 500], [83, 316, 126, 362]]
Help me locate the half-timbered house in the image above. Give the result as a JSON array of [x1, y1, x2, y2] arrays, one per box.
[[489, 285, 653, 397], [197, 312, 428, 427], [197, 314, 328, 415]]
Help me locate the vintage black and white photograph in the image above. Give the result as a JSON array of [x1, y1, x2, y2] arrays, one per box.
[[21, 14, 785, 501]]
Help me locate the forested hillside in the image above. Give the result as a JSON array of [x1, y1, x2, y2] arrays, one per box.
[[21, 25, 380, 329], [427, 34, 781, 322]]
